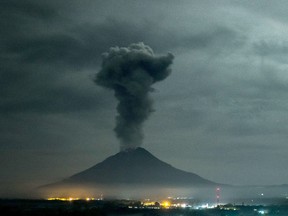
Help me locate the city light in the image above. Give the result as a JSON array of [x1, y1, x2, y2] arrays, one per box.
[[161, 201, 171, 208], [47, 197, 80, 201], [47, 197, 95, 201], [258, 209, 268, 215]]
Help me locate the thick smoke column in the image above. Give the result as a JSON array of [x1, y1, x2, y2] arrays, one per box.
[[95, 43, 173, 151]]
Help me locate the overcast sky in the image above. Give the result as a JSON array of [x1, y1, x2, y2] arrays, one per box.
[[1, 0, 288, 196]]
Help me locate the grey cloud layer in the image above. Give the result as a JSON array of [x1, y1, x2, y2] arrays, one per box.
[[1, 0, 288, 189]]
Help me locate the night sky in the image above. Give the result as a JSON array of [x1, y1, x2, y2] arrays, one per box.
[[1, 0, 288, 197]]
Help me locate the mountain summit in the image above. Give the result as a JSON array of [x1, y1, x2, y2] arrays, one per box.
[[63, 147, 215, 186]]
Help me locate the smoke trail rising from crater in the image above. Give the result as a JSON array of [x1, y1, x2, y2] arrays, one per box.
[[95, 43, 173, 151]]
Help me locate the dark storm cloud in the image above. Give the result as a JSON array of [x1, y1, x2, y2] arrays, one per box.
[[1, 18, 150, 114], [1, 0, 288, 190], [253, 40, 288, 64], [0, 19, 149, 114], [0, 87, 100, 113], [1, 0, 241, 115], [3, 18, 147, 68], [6, 35, 83, 65], [1, 0, 56, 19], [181, 26, 246, 52], [0, 0, 57, 43], [254, 41, 288, 56], [0, 1, 278, 117]]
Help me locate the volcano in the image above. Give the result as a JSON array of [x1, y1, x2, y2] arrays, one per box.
[[39, 148, 287, 200], [39, 148, 221, 199], [46, 148, 216, 188], [68, 147, 215, 186]]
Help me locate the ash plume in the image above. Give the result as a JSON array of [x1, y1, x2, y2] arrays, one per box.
[[95, 42, 173, 151]]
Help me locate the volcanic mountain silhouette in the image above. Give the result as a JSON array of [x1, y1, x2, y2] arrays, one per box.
[[39, 148, 288, 200], [59, 147, 216, 186]]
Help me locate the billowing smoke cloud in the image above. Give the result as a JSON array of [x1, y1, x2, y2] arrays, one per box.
[[95, 42, 174, 151]]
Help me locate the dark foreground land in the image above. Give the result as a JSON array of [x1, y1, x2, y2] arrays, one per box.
[[0, 199, 288, 216]]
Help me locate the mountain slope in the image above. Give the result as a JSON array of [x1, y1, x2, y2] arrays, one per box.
[[64, 147, 216, 186]]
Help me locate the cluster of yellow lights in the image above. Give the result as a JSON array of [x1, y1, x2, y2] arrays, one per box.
[[161, 201, 171, 208], [142, 201, 156, 206], [47, 197, 95, 201]]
